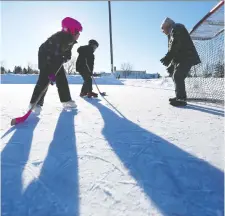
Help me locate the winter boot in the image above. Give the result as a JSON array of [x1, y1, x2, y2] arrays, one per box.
[[169, 97, 177, 102], [87, 92, 98, 98], [170, 99, 187, 106], [62, 100, 77, 109], [80, 92, 87, 97], [169, 97, 187, 102]]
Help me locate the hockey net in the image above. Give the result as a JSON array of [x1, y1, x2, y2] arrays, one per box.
[[185, 0, 224, 105]]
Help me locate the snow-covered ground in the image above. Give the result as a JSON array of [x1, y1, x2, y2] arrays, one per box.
[[0, 76, 224, 216]]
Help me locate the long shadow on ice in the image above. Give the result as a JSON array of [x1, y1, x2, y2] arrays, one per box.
[[1, 117, 40, 215], [23, 109, 79, 216], [1, 110, 79, 216], [182, 103, 224, 117], [86, 99, 224, 216]]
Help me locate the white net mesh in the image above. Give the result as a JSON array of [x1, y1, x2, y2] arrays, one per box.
[[185, 1, 224, 104]]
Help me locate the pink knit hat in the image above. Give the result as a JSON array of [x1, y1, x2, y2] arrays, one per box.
[[62, 17, 83, 35]]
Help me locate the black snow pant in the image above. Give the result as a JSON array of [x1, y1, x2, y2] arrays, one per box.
[[79, 70, 93, 93], [172, 62, 192, 100], [30, 66, 72, 106]]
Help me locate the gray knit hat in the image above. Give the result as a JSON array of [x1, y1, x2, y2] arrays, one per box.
[[161, 17, 175, 29]]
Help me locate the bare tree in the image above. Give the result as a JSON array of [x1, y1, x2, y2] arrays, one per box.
[[64, 57, 77, 75], [121, 62, 133, 78]]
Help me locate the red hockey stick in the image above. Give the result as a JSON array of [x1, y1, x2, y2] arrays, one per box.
[[10, 64, 63, 126]]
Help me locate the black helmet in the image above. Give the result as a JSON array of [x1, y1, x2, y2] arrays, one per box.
[[89, 39, 99, 47]]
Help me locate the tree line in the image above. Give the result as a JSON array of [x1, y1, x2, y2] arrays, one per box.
[[0, 57, 78, 75], [1, 65, 39, 74]]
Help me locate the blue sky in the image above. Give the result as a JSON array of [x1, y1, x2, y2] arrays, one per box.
[[1, 1, 218, 74]]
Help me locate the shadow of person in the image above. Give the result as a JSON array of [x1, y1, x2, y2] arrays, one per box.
[[1, 116, 40, 215], [22, 109, 79, 216], [182, 104, 224, 117], [85, 99, 224, 216], [2, 110, 79, 216]]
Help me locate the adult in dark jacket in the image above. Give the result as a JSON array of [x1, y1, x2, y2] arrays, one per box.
[[76, 39, 99, 98], [29, 17, 82, 113], [160, 17, 201, 106]]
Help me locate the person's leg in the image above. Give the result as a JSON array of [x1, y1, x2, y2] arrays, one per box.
[[30, 67, 49, 106], [172, 62, 192, 100], [168, 64, 177, 101], [80, 72, 88, 95], [80, 71, 92, 95], [56, 67, 72, 103]]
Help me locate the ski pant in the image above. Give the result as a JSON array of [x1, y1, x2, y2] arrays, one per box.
[[172, 62, 192, 99], [30, 66, 72, 106], [79, 70, 93, 93]]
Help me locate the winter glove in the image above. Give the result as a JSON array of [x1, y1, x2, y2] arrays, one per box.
[[48, 73, 56, 85], [160, 55, 171, 67]]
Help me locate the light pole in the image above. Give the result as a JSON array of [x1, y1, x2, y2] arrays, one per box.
[[108, 1, 114, 74]]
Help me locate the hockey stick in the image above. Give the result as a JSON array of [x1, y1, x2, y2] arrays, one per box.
[[85, 59, 106, 96], [92, 76, 107, 96], [10, 64, 64, 126]]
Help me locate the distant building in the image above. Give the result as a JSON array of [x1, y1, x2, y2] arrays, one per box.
[[98, 71, 160, 79], [100, 72, 112, 76], [114, 70, 160, 79], [145, 73, 160, 79], [114, 70, 147, 79]]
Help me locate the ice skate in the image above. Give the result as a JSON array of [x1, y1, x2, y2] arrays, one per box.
[[62, 100, 77, 110], [87, 92, 98, 98], [80, 92, 88, 97]]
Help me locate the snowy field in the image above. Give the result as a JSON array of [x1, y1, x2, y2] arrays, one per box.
[[0, 75, 224, 216]]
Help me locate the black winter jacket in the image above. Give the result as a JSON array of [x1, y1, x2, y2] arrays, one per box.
[[165, 23, 201, 66], [76, 45, 95, 74], [38, 31, 77, 71]]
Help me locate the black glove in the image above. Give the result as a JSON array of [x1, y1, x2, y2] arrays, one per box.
[[160, 55, 171, 67]]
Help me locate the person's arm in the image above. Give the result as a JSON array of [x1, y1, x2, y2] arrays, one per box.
[[85, 47, 95, 74], [45, 33, 66, 69], [88, 54, 94, 73], [63, 40, 77, 61], [165, 26, 183, 62]]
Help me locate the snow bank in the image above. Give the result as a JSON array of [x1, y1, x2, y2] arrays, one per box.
[[0, 74, 123, 85]]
